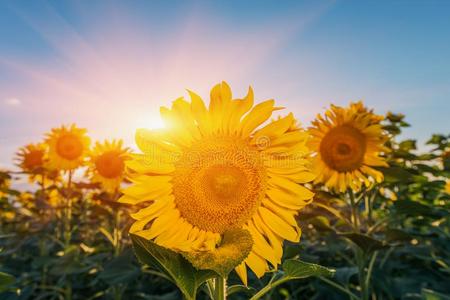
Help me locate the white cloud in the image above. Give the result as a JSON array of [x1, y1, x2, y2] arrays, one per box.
[[3, 97, 22, 107]]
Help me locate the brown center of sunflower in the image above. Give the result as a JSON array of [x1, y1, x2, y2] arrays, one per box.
[[24, 150, 44, 169], [172, 137, 266, 233], [320, 125, 366, 172], [56, 134, 84, 160], [95, 151, 125, 179]]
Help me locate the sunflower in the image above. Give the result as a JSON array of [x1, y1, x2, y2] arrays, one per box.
[[445, 180, 450, 194], [0, 171, 11, 199], [16, 143, 47, 176], [309, 101, 389, 193], [46, 124, 90, 171], [88, 140, 129, 193], [120, 82, 314, 284]]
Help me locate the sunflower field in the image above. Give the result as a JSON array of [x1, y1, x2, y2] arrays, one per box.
[[1, 82, 449, 300]]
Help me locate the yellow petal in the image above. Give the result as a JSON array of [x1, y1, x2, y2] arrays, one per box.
[[135, 128, 180, 153], [189, 89, 210, 136], [268, 176, 315, 201], [266, 188, 308, 209], [258, 207, 300, 242], [252, 113, 294, 143], [262, 198, 297, 227], [239, 100, 275, 137], [235, 262, 248, 286], [228, 86, 254, 134], [245, 251, 268, 278], [126, 155, 175, 174]]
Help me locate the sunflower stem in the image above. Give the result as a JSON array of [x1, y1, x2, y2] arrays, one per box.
[[348, 190, 359, 230], [64, 170, 73, 248], [213, 276, 226, 300], [112, 190, 121, 257]]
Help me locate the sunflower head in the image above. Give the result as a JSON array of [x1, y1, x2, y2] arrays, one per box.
[[88, 139, 129, 193], [16, 143, 47, 173], [0, 171, 11, 199], [46, 124, 90, 171], [120, 81, 315, 284], [309, 101, 389, 193]]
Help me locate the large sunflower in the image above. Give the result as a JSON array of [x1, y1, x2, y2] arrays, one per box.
[[309, 101, 389, 193], [120, 82, 314, 284], [46, 124, 90, 171], [88, 140, 129, 193]]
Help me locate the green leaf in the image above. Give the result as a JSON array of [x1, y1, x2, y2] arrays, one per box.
[[0, 272, 15, 292], [422, 288, 450, 300], [386, 112, 405, 123], [334, 267, 359, 285], [309, 216, 334, 232], [131, 233, 216, 300], [282, 259, 335, 278], [426, 134, 447, 146], [379, 166, 414, 183], [227, 284, 256, 297], [399, 140, 416, 151], [98, 251, 139, 285], [250, 259, 335, 300], [393, 200, 437, 217], [339, 232, 387, 253], [182, 229, 253, 278], [385, 228, 413, 243]]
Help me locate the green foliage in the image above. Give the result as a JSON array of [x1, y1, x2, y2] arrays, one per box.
[[0, 272, 15, 292], [0, 112, 449, 299], [131, 233, 217, 300]]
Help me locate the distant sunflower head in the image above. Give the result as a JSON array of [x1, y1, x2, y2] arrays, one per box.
[[120, 82, 315, 284], [0, 171, 11, 199], [309, 101, 389, 193], [88, 139, 129, 193], [46, 124, 90, 171], [16, 143, 47, 174]]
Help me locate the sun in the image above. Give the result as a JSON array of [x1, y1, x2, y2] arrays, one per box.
[[120, 81, 315, 284]]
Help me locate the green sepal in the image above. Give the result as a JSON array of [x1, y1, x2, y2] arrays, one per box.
[[182, 228, 253, 278]]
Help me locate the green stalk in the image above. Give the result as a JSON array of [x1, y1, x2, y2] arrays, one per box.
[[112, 190, 122, 257], [364, 251, 378, 300], [348, 190, 359, 230], [355, 248, 367, 300], [213, 276, 226, 300], [64, 170, 73, 247], [318, 276, 359, 300], [348, 190, 369, 300], [39, 173, 48, 286]]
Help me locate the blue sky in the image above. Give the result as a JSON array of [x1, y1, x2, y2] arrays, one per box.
[[1, 0, 449, 169]]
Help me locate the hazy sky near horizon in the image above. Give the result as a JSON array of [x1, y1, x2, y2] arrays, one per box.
[[1, 0, 449, 169]]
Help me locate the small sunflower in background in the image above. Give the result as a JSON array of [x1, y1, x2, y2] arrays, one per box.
[[88, 140, 129, 193], [309, 101, 389, 193], [445, 180, 450, 194], [120, 82, 315, 284], [16, 143, 47, 179], [47, 189, 62, 207], [46, 124, 90, 171], [0, 170, 11, 199]]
